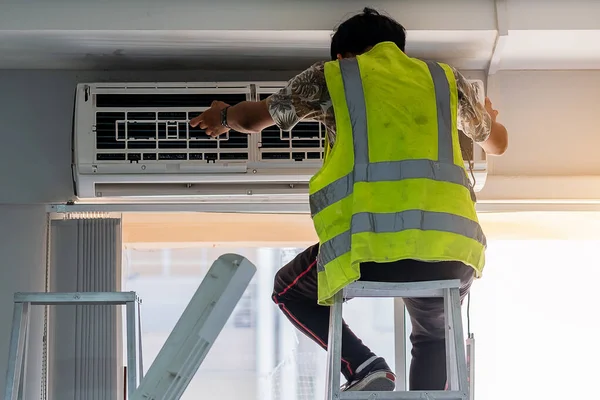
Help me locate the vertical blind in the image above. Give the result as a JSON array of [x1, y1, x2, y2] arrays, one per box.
[[48, 216, 123, 400]]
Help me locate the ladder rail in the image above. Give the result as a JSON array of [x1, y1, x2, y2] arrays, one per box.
[[339, 391, 467, 400], [13, 291, 137, 305], [4, 302, 30, 400], [325, 291, 344, 400]]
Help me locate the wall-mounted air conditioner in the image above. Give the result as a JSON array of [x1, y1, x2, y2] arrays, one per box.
[[73, 79, 486, 201], [73, 82, 321, 201]]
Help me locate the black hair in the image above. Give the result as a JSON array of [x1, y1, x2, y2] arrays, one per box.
[[330, 7, 407, 60]]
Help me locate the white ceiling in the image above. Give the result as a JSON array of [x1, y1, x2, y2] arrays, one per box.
[[0, 30, 498, 70], [0, 0, 599, 71], [499, 30, 600, 70]]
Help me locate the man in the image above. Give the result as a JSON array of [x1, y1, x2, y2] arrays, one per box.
[[191, 7, 508, 392]]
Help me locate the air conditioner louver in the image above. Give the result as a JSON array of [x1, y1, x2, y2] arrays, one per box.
[[92, 89, 251, 167], [96, 93, 247, 108]]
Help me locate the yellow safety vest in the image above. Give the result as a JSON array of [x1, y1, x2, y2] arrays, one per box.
[[309, 42, 487, 305]]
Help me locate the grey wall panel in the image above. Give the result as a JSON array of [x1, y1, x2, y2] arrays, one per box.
[[0, 205, 47, 400]]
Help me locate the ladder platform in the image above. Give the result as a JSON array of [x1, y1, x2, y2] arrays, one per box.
[[339, 390, 468, 400], [343, 279, 461, 298], [13, 291, 140, 305]]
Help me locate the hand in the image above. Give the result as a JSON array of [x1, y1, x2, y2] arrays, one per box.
[[484, 97, 499, 123], [189, 101, 231, 138]]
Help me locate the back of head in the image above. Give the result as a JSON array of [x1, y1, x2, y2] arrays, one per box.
[[330, 7, 407, 60]]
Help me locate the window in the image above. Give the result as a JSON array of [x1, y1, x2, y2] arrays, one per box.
[[469, 212, 600, 399], [122, 211, 600, 400], [468, 239, 600, 399]]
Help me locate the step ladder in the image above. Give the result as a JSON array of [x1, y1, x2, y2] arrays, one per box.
[[325, 279, 472, 400], [3, 254, 256, 400], [4, 291, 143, 400]]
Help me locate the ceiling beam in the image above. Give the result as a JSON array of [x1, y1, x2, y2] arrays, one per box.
[[487, 0, 509, 81], [4, 0, 598, 32], [0, 0, 496, 31]]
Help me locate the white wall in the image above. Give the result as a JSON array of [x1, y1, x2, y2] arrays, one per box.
[[478, 70, 600, 201], [488, 70, 600, 176]]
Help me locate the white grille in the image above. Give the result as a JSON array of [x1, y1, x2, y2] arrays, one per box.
[[259, 122, 325, 162], [95, 110, 250, 163], [88, 85, 253, 166], [256, 84, 326, 163]]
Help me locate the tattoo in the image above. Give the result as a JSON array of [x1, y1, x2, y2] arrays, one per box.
[[453, 67, 492, 143]]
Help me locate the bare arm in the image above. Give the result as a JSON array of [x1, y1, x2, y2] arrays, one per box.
[[189, 99, 274, 136], [479, 98, 508, 155], [454, 68, 508, 155], [189, 62, 329, 137], [226, 100, 275, 134]]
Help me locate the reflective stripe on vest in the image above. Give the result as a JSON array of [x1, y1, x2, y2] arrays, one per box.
[[312, 59, 485, 272]]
